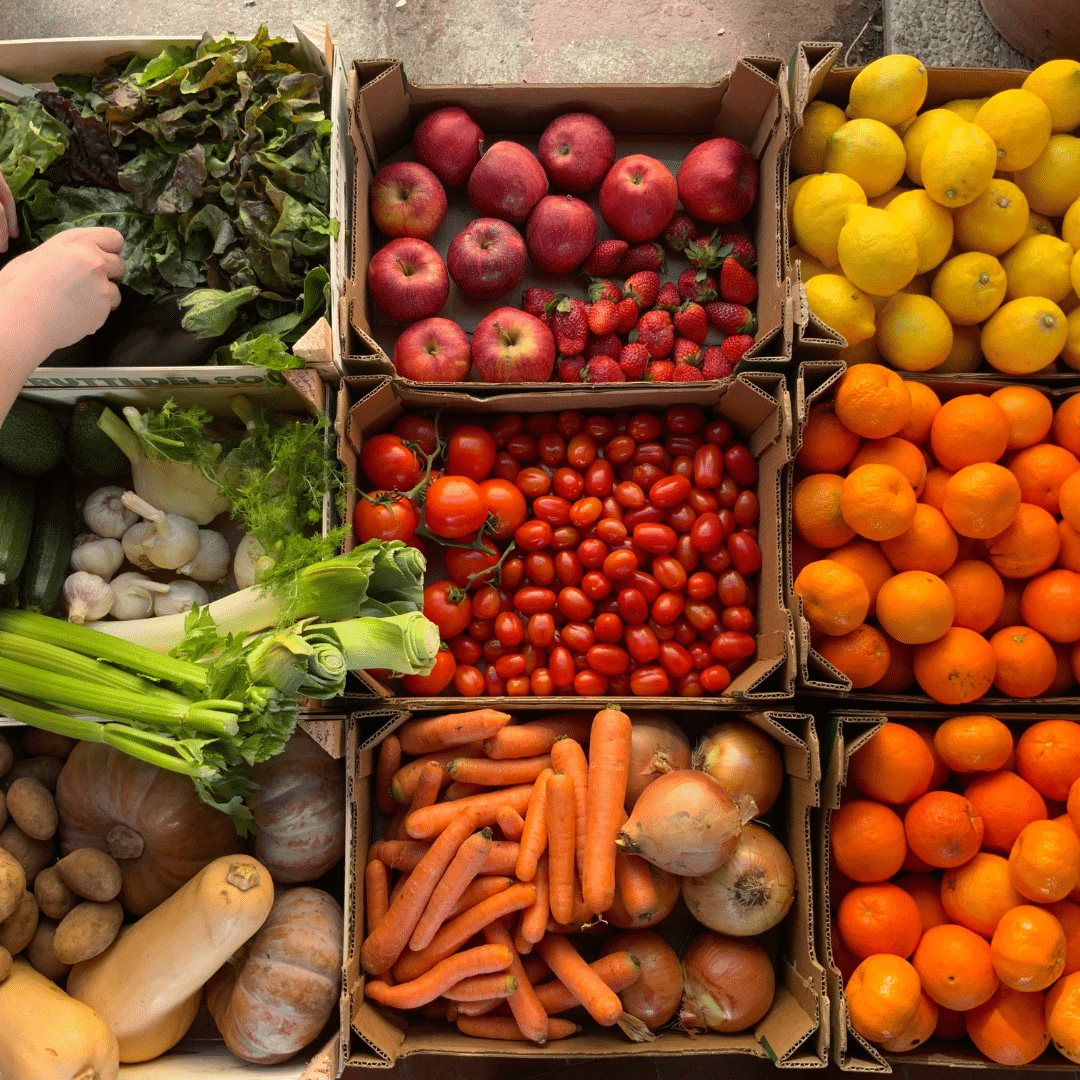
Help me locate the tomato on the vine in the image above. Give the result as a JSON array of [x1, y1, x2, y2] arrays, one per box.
[[425, 475, 488, 538], [444, 538, 501, 589], [423, 580, 472, 639], [447, 425, 497, 481], [400, 650, 456, 695], [360, 433, 421, 491], [353, 492, 418, 543], [392, 415, 439, 457], [479, 479, 527, 540]]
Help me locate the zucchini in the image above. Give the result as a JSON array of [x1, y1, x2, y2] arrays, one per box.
[[18, 466, 76, 614], [0, 470, 35, 586]]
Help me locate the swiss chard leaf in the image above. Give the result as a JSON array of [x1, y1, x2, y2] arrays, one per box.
[[0, 99, 69, 199]]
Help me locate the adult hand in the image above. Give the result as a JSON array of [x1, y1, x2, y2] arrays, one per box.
[[0, 169, 16, 253]]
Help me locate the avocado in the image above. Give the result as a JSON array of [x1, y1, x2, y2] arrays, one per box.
[[0, 397, 66, 477], [66, 398, 129, 479]]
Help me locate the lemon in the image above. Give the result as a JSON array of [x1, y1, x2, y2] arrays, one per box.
[[1023, 59, 1080, 133], [1001, 234, 1076, 303], [930, 251, 1007, 325], [902, 108, 963, 186], [941, 97, 988, 123], [804, 273, 877, 346], [836, 204, 919, 297], [1062, 307, 1080, 371], [791, 100, 847, 176], [981, 296, 1068, 374], [875, 293, 954, 371], [1014, 135, 1080, 217], [951, 178, 1029, 255], [885, 189, 954, 274], [1073, 250, 1080, 299], [847, 54, 928, 128], [839, 336, 885, 365], [789, 244, 830, 282], [920, 122, 998, 208], [1022, 210, 1057, 243], [1063, 198, 1080, 250], [931, 323, 983, 373], [867, 184, 909, 209], [787, 174, 813, 236], [974, 89, 1053, 172], [823, 119, 907, 198], [792, 172, 868, 268]]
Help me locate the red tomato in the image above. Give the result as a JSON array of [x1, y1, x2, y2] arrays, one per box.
[[549, 646, 575, 687], [688, 641, 714, 670], [584, 459, 614, 497], [733, 490, 760, 526], [446, 425, 496, 481], [526, 414, 559, 436], [360, 434, 422, 491], [688, 488, 719, 514], [495, 653, 526, 679], [651, 590, 685, 625], [671, 455, 695, 481], [684, 600, 720, 634], [550, 526, 580, 550], [485, 665, 505, 696], [617, 587, 649, 625], [480, 479, 527, 540], [624, 624, 661, 663], [593, 612, 624, 644], [453, 664, 485, 697], [715, 475, 740, 508], [627, 413, 662, 442], [425, 476, 487, 538], [677, 671, 705, 697], [664, 501, 697, 534], [605, 435, 636, 464], [505, 675, 531, 696], [570, 496, 603, 527], [581, 570, 613, 600], [515, 467, 551, 497], [447, 635, 482, 665], [717, 569, 748, 606], [674, 534, 700, 574], [703, 418, 734, 447], [554, 551, 583, 587], [502, 557, 525, 590], [561, 622, 595, 652], [724, 445, 758, 487], [711, 630, 756, 661], [624, 505, 665, 528], [702, 546, 732, 573], [354, 493, 418, 543], [533, 495, 572, 527], [723, 606, 757, 633], [566, 434, 597, 469], [632, 443, 667, 468], [595, 519, 626, 545], [527, 613, 556, 648], [506, 433, 540, 462], [538, 431, 567, 466], [574, 669, 608, 696], [694, 444, 724, 489], [666, 435, 703, 459], [649, 475, 691, 508], [687, 571, 717, 600], [729, 531, 762, 576], [659, 640, 693, 679], [653, 556, 687, 592], [615, 481, 645, 509], [556, 587, 595, 622], [423, 580, 472, 639], [515, 586, 557, 614], [700, 664, 732, 692], [492, 451, 520, 482], [392, 415, 439, 456], [514, 519, 554, 551], [444, 539, 501, 589], [665, 404, 705, 434], [400, 650, 456, 695], [690, 513, 723, 553], [553, 467, 585, 500], [588, 643, 629, 676], [468, 618, 494, 642], [632, 523, 677, 554], [472, 584, 501, 619], [630, 665, 669, 696], [557, 411, 586, 439], [586, 415, 618, 441], [602, 549, 638, 580], [524, 551, 556, 586], [495, 611, 525, 647], [531, 668, 555, 696]]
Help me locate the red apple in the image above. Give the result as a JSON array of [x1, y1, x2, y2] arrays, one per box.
[[366, 237, 449, 324], [413, 106, 484, 187], [393, 317, 472, 382], [447, 218, 528, 298], [598, 154, 678, 243], [472, 307, 556, 383], [467, 141, 549, 225], [370, 160, 447, 240], [537, 112, 616, 193], [526, 194, 598, 274], [677, 137, 758, 224]]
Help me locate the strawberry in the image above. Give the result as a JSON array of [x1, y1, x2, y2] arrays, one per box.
[[582, 239, 629, 277], [585, 332, 623, 360], [654, 281, 682, 311], [586, 276, 623, 304], [673, 302, 708, 344], [623, 271, 661, 310], [586, 356, 626, 383], [718, 231, 757, 269], [673, 337, 703, 366], [721, 334, 755, 363], [685, 232, 732, 270], [523, 286, 555, 324], [617, 242, 666, 276], [673, 362, 705, 382], [547, 296, 589, 355], [618, 342, 650, 380], [588, 298, 619, 336], [663, 211, 698, 252], [645, 359, 675, 382], [720, 258, 758, 305], [613, 296, 640, 335], [704, 301, 757, 336], [701, 346, 733, 380], [635, 309, 674, 358], [557, 354, 588, 382], [677, 269, 718, 304]]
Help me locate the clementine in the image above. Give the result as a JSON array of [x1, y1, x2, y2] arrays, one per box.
[[848, 721, 935, 804], [965, 984, 1051, 1065], [1045, 970, 1080, 1062], [831, 799, 908, 883], [1021, 569, 1080, 644], [929, 393, 1011, 471], [990, 904, 1067, 991], [912, 922, 1000, 1010], [920, 466, 953, 511], [989, 625, 1058, 698], [793, 473, 858, 548], [837, 882, 923, 959], [1016, 719, 1080, 800], [1007, 443, 1080, 514], [1008, 819, 1080, 902], [877, 991, 938, 1053], [1058, 519, 1080, 572], [984, 503, 1061, 579], [1060, 470, 1080, 533], [879, 503, 959, 575], [963, 770, 1048, 853], [868, 633, 917, 694], [794, 559, 871, 636], [825, 539, 894, 615], [796, 402, 862, 473], [875, 570, 955, 645], [833, 364, 912, 440], [941, 559, 1005, 633], [934, 1006, 968, 1042], [1053, 392, 1080, 458], [816, 623, 892, 689], [896, 381, 942, 446], [850, 436, 928, 496], [904, 789, 985, 868], [896, 873, 949, 932], [840, 463, 918, 541], [941, 462, 1022, 539], [845, 954, 923, 1043], [1045, 899, 1080, 976], [913, 626, 996, 705], [940, 851, 1023, 938], [934, 715, 1014, 773], [990, 385, 1054, 450]]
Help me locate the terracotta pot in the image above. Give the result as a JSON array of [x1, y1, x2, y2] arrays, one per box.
[[979, 0, 1080, 64]]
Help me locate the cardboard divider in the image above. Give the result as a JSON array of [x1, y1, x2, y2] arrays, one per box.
[[347, 707, 826, 1068]]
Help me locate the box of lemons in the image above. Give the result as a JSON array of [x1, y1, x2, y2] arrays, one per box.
[[804, 273, 876, 347], [1014, 134, 1080, 217], [875, 293, 954, 372], [1023, 59, 1080, 133], [792, 172, 867, 268], [823, 119, 906, 199], [952, 179, 1029, 256], [930, 251, 1008, 326], [1001, 234, 1076, 304], [981, 296, 1069, 375], [920, 121, 998, 209], [845, 53, 928, 129], [837, 205, 919, 297], [973, 89, 1053, 172], [790, 99, 846, 177], [901, 108, 963, 187], [884, 189, 953, 275]]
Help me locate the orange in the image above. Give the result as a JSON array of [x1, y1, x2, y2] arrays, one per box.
[[984, 502, 1061, 579], [840, 464, 918, 541], [913, 922, 1000, 1010], [1053, 393, 1080, 458], [1060, 470, 1080, 532], [1068, 776, 1080, 838], [934, 715, 1014, 773], [1008, 819, 1080, 902], [990, 625, 1058, 698], [965, 984, 1051, 1065], [845, 954, 923, 1043], [913, 626, 997, 705], [990, 904, 1067, 991], [794, 559, 871, 636], [896, 873, 949, 931], [793, 473, 857, 548], [904, 789, 985, 868], [941, 851, 1023, 938], [833, 364, 913, 440], [964, 770, 1048, 853], [1062, 520, 1080, 573], [848, 721, 936, 805], [837, 883, 923, 959], [1021, 569, 1080, 644], [879, 503, 959, 575], [990, 385, 1055, 449], [831, 799, 908, 883], [830, 919, 862, 983], [1017, 719, 1080, 801], [907, 720, 952, 790], [868, 633, 917, 693], [792, 535, 826, 578], [1007, 443, 1080, 514], [941, 559, 1005, 633], [934, 1005, 968, 1041], [849, 436, 928, 496], [816, 623, 892, 689], [941, 462, 1022, 539], [920, 466, 953, 510], [896, 381, 942, 446], [1046, 970, 1080, 1062], [875, 570, 955, 645], [796, 402, 862, 473], [987, 578, 1025, 637], [877, 990, 938, 1053], [825, 539, 894, 616], [929, 393, 1011, 471], [1045, 899, 1080, 976]]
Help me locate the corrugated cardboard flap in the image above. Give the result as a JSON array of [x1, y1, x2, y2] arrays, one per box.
[[788, 42, 842, 128]]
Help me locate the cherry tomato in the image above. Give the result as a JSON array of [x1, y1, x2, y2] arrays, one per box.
[[624, 624, 661, 663], [729, 531, 762, 576], [628, 570, 661, 604], [677, 671, 705, 697], [494, 611, 525, 648], [468, 617, 494, 642], [671, 455, 695, 481], [447, 425, 497, 481], [584, 459, 614, 497], [674, 534, 700, 574], [723, 606, 757, 633], [524, 551, 556, 586], [392, 415, 438, 456], [594, 612, 624, 644], [445, 538, 501, 588], [653, 556, 687, 592], [627, 413, 662, 442], [495, 653, 526, 679], [533, 495, 572, 527], [525, 414, 559, 436], [632, 523, 677, 554], [514, 519, 554, 551], [630, 665, 669, 696], [354, 493, 418, 543], [425, 475, 487, 538], [502, 557, 525, 590], [632, 443, 667, 469], [672, 617, 698, 647], [360, 434, 422, 491], [687, 571, 717, 600], [617, 587, 649, 625], [717, 569, 748, 606], [579, 570, 612, 600], [588, 643, 629, 675], [453, 664, 485, 697], [711, 630, 756, 661], [472, 584, 501, 619], [506, 433, 540, 462], [700, 664, 732, 692], [694, 444, 724, 490], [531, 668, 554, 696], [624, 505, 665, 528], [665, 404, 704, 435], [690, 512, 723, 552], [549, 646, 575, 687], [557, 411, 586, 439], [688, 641, 714, 670], [649, 616, 676, 642], [561, 622, 595, 652], [585, 415, 617, 441], [553, 467, 585, 500], [569, 496, 603, 528], [602, 549, 638, 580], [551, 526, 581, 550], [649, 475, 691, 509], [480, 479, 527, 540], [702, 546, 732, 573], [554, 551, 583, 586], [516, 466, 551, 497], [490, 413, 525, 448], [485, 665, 506, 696], [557, 587, 595, 621], [528, 612, 556, 648], [515, 586, 557, 614], [659, 640, 693, 679], [566, 434, 598, 469], [595, 519, 626, 545], [703, 418, 734, 447], [651, 590, 685, 625], [492, 451, 520, 481], [715, 476, 740, 508], [615, 481, 645, 509], [666, 434, 703, 459], [733, 490, 759, 526], [535, 431, 565, 467], [400, 649, 456, 695], [447, 634, 483, 666], [724, 445, 758, 487], [688, 488, 719, 515], [684, 600, 720, 635], [601, 496, 624, 522], [665, 502, 697, 534], [573, 669, 608, 696], [521, 644, 544, 675], [632, 463, 666, 491], [605, 435, 636, 464]]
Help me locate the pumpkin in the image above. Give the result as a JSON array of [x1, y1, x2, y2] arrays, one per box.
[[55, 742, 242, 916], [245, 731, 345, 883], [206, 886, 343, 1064]]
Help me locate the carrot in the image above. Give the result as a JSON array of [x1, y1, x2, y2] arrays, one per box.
[[456, 1015, 580, 1041], [534, 933, 624, 1026], [483, 715, 592, 759], [533, 951, 641, 1015], [410, 828, 493, 951], [546, 772, 577, 926], [443, 972, 518, 1002], [392, 882, 537, 984], [614, 848, 661, 922], [388, 870, 410, 907], [384, 808, 408, 841], [371, 839, 518, 876], [519, 853, 550, 946], [365, 943, 513, 1009], [446, 875, 513, 920], [546, 878, 596, 932], [582, 708, 632, 915], [365, 859, 390, 937], [513, 921, 532, 957], [495, 805, 525, 841], [481, 841, 520, 875], [361, 805, 481, 975], [409, 760, 445, 815], [375, 733, 401, 816], [550, 737, 588, 882], [406, 783, 533, 840], [390, 742, 482, 804], [397, 709, 512, 756], [444, 781, 484, 801], [484, 918, 550, 1044], [515, 768, 553, 881], [522, 953, 550, 985], [453, 996, 505, 1016], [447, 754, 552, 787]]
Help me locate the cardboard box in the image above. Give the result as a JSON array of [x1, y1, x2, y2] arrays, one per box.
[[341, 57, 794, 386], [0, 24, 351, 384], [346, 707, 827, 1068], [334, 371, 796, 708]]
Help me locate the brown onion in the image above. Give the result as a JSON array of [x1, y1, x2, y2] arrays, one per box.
[[602, 930, 683, 1030], [681, 822, 796, 936], [625, 715, 692, 812], [618, 769, 756, 877], [680, 930, 775, 1033], [605, 858, 681, 930], [693, 720, 784, 817]]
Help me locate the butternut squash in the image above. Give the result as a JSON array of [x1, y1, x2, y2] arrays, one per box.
[[66, 855, 274, 1063], [0, 959, 120, 1080]]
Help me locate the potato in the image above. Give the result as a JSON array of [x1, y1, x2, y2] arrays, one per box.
[[26, 917, 70, 982], [34, 866, 77, 921], [6, 777, 57, 842], [56, 849, 122, 903], [1, 755, 64, 794], [0, 822, 53, 883], [0, 945, 10, 983], [0, 735, 11, 780], [20, 731, 77, 760], [53, 900, 122, 965], [0, 890, 39, 954], [0, 847, 25, 923]]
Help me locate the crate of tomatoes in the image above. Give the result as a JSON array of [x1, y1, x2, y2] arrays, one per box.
[[333, 373, 795, 707]]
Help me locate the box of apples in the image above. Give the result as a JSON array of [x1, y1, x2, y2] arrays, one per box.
[[343, 58, 791, 387]]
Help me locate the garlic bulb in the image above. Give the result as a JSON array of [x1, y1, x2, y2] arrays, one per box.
[[119, 492, 200, 571], [110, 573, 171, 621], [84, 486, 139, 539], [70, 534, 124, 581], [63, 572, 114, 624], [233, 533, 266, 590], [178, 530, 230, 583], [154, 580, 210, 617]]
